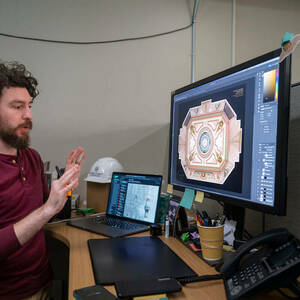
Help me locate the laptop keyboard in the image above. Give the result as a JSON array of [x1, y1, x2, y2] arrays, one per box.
[[92, 216, 147, 230]]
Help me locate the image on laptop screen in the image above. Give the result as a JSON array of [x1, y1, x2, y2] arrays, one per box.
[[106, 173, 162, 224]]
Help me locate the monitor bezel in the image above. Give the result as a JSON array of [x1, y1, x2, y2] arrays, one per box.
[[169, 48, 291, 216]]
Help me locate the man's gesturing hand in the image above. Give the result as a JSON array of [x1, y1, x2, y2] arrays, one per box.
[[44, 165, 80, 217], [14, 165, 81, 246], [65, 146, 85, 172]]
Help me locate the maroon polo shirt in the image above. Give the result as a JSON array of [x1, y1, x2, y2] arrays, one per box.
[[0, 148, 52, 300]]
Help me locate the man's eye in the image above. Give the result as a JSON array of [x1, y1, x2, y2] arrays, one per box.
[[12, 104, 26, 110]]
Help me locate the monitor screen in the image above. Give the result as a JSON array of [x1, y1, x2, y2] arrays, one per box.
[[107, 172, 162, 223], [169, 49, 291, 215]]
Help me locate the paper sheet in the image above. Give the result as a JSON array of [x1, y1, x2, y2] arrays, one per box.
[[180, 188, 195, 209], [194, 191, 204, 203], [167, 184, 173, 194], [224, 219, 237, 246]]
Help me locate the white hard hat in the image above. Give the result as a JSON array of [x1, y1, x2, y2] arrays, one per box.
[[85, 157, 124, 183]]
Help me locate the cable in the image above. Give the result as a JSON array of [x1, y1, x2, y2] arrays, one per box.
[[291, 82, 300, 88], [217, 201, 225, 208], [178, 274, 223, 285], [0, 23, 193, 45], [243, 229, 253, 240]]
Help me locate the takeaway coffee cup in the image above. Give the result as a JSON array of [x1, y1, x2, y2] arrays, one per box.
[[197, 224, 224, 261]]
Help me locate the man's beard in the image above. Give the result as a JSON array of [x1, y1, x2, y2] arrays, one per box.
[[0, 119, 32, 150]]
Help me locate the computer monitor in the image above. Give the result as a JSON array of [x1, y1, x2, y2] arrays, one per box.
[[169, 49, 291, 236]]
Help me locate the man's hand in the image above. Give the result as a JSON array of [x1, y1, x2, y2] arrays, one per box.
[[44, 165, 80, 217], [14, 165, 81, 246], [65, 146, 85, 172]]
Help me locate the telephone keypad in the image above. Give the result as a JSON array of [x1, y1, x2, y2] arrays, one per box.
[[226, 262, 268, 298]]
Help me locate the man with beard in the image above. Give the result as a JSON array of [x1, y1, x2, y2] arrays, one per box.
[[0, 62, 85, 300]]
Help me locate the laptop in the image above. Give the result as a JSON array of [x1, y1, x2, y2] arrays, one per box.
[[68, 172, 163, 238]]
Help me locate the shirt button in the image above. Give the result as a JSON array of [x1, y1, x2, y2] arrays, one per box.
[[12, 160, 16, 164], [21, 167, 24, 171], [23, 177, 26, 181]]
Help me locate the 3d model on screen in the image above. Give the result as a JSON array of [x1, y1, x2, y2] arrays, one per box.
[[178, 99, 242, 184]]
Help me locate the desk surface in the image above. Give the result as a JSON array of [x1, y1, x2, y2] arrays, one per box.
[[45, 223, 285, 300]]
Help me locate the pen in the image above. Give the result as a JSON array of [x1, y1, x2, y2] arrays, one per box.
[[55, 166, 61, 178], [55, 166, 64, 178], [220, 215, 226, 225], [207, 217, 212, 227], [196, 209, 204, 219], [196, 214, 204, 226], [202, 210, 209, 219]]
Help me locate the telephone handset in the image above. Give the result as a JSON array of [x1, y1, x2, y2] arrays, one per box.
[[220, 228, 300, 299]]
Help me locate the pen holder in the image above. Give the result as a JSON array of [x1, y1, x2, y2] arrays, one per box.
[[197, 224, 224, 261]]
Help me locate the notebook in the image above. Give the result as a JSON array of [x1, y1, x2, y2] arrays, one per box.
[[68, 172, 162, 238]]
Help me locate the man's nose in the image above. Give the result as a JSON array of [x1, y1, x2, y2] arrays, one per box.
[[23, 107, 33, 120]]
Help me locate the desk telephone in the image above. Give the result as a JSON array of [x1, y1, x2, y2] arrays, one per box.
[[179, 228, 300, 299], [221, 227, 300, 299]]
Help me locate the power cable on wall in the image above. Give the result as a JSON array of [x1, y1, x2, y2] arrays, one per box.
[[0, 23, 192, 45]]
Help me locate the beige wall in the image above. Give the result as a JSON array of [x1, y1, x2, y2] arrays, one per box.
[[1, 0, 299, 236], [235, 0, 300, 81], [0, 0, 193, 194]]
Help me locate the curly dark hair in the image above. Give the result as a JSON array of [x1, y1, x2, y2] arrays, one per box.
[[0, 61, 39, 99]]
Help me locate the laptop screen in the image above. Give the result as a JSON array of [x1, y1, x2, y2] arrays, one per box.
[[106, 172, 163, 224]]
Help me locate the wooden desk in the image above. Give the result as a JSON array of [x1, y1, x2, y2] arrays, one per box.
[[45, 223, 285, 300]]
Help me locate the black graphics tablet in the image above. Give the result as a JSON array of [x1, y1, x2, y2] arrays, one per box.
[[88, 236, 197, 285]]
